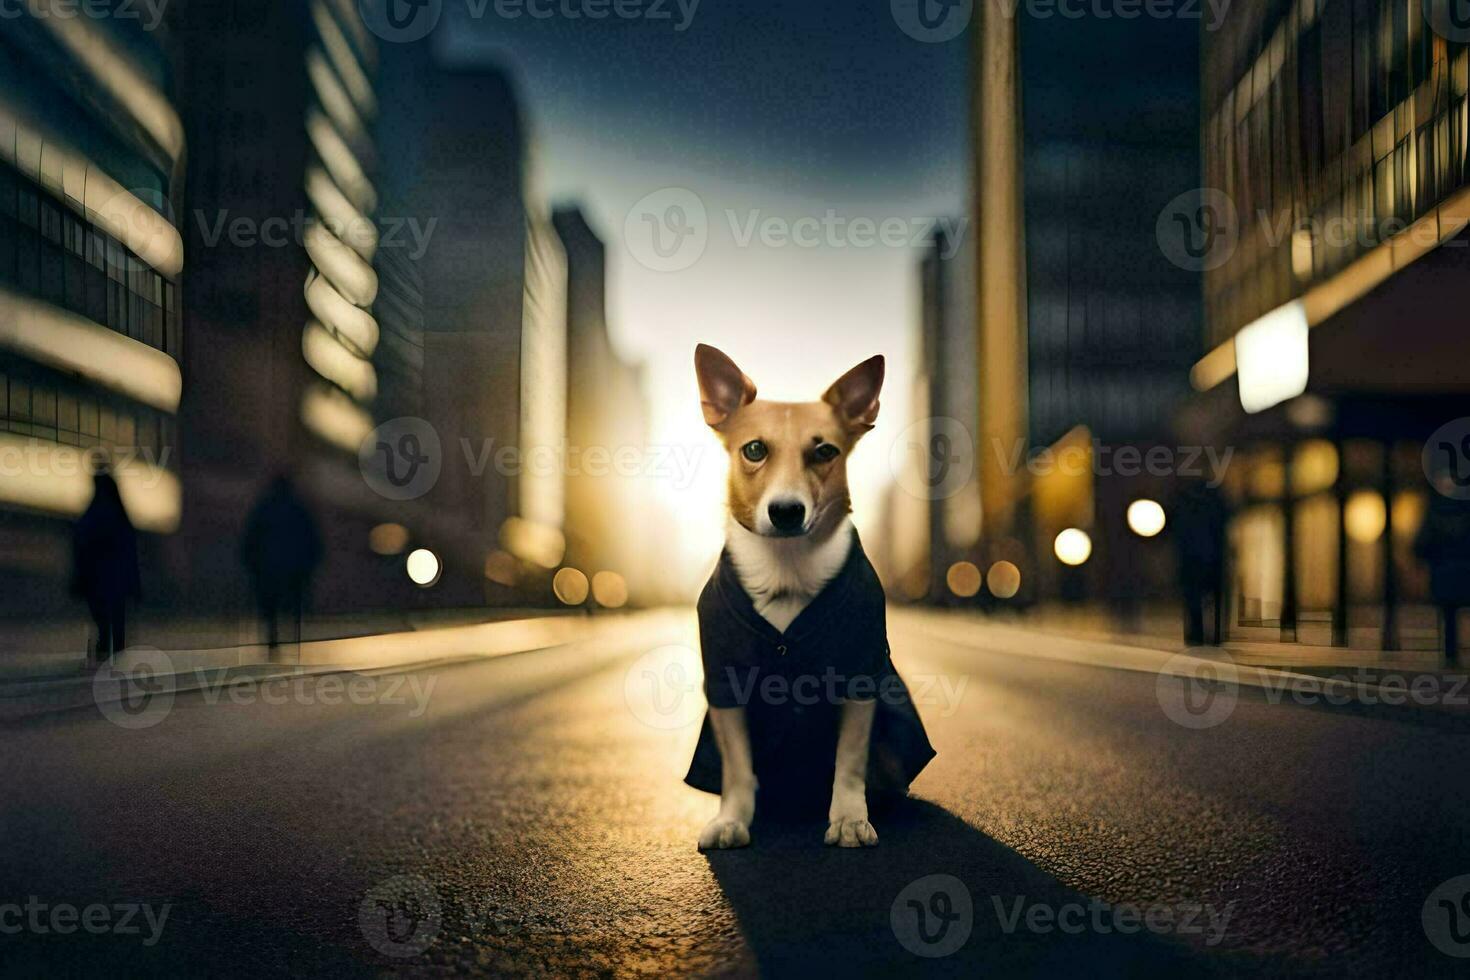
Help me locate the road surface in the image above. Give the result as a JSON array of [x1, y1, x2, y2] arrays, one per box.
[[2, 609, 1468, 977]]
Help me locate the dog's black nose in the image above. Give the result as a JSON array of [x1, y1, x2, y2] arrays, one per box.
[[768, 500, 807, 534]]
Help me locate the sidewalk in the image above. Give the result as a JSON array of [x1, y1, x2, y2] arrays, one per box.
[[1001, 603, 1453, 676], [0, 607, 581, 682], [892, 605, 1470, 717], [0, 608, 672, 720]]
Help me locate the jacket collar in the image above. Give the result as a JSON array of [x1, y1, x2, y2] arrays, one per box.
[[714, 531, 869, 643]]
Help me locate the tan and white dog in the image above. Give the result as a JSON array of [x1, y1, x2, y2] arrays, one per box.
[[693, 343, 886, 849]]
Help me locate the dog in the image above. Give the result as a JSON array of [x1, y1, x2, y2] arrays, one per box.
[[683, 344, 935, 849]]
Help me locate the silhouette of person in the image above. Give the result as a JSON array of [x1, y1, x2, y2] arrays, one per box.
[[1173, 478, 1228, 647], [71, 469, 140, 663], [240, 475, 323, 650], [1414, 473, 1470, 665]]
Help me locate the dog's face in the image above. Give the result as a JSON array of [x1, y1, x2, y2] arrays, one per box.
[[694, 344, 884, 538]]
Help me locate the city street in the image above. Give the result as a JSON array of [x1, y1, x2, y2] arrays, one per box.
[[2, 610, 1468, 977]]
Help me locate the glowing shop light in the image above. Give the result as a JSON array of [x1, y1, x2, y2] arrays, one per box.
[[1235, 299, 1309, 414], [1344, 491, 1387, 543]]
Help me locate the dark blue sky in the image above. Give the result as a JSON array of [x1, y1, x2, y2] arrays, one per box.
[[445, 0, 969, 202]]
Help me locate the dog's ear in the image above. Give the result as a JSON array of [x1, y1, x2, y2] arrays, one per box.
[[695, 344, 757, 428], [823, 355, 884, 433]]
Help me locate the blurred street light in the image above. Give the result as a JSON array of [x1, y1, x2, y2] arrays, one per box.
[[553, 567, 589, 605], [946, 561, 982, 598], [1126, 499, 1167, 538], [986, 560, 1022, 599], [1054, 528, 1092, 566], [406, 548, 441, 587]]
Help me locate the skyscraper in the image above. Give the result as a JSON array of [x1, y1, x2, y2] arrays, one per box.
[[0, 6, 184, 613], [971, 3, 1202, 604], [555, 206, 650, 607]]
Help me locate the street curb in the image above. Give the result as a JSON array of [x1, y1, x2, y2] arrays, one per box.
[[0, 611, 670, 723], [0, 658, 479, 724], [893, 609, 1470, 718]]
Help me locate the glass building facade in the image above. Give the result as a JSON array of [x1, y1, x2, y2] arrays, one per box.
[[1203, 0, 1470, 345], [300, 0, 382, 453], [0, 11, 183, 536], [1193, 0, 1470, 649]]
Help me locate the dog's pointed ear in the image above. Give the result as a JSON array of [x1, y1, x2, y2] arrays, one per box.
[[695, 344, 757, 428], [823, 355, 884, 433]]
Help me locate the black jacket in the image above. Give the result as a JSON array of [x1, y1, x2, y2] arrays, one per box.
[[684, 532, 936, 808]]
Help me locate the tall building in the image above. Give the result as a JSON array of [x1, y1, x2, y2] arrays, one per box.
[[409, 66, 529, 585], [0, 7, 185, 614], [0, 1, 576, 622], [377, 41, 574, 602], [970, 4, 1202, 604], [1179, 0, 1470, 649], [166, 0, 441, 611], [904, 227, 982, 602], [554, 206, 650, 608], [168, 2, 547, 611]]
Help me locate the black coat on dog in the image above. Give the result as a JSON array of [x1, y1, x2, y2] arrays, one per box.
[[684, 534, 936, 811]]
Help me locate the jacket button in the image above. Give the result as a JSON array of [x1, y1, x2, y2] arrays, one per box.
[[776, 644, 787, 656]]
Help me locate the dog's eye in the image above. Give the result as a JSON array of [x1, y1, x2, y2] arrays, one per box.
[[813, 443, 840, 463], [741, 440, 768, 463]]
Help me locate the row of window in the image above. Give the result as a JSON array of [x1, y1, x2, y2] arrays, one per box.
[[0, 162, 179, 358], [0, 358, 176, 468], [1204, 0, 1470, 342]]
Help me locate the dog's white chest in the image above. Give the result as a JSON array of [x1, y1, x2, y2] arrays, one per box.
[[725, 519, 853, 634]]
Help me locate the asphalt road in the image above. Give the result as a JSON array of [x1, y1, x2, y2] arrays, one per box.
[[2, 609, 1469, 977]]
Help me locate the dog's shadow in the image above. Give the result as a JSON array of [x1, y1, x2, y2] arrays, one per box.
[[704, 797, 1240, 978]]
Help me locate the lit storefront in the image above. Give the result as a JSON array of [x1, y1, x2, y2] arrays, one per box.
[[1183, 0, 1470, 648]]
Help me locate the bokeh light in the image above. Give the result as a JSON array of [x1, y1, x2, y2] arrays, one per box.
[[405, 548, 441, 587], [945, 561, 982, 598], [553, 567, 590, 605], [369, 522, 409, 555], [1344, 490, 1387, 543], [1054, 528, 1092, 566], [1126, 499, 1167, 538], [483, 550, 518, 587], [591, 570, 629, 608], [986, 560, 1021, 599]]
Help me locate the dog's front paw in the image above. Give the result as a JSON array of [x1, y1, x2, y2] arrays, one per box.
[[698, 817, 751, 850], [824, 814, 879, 848]]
